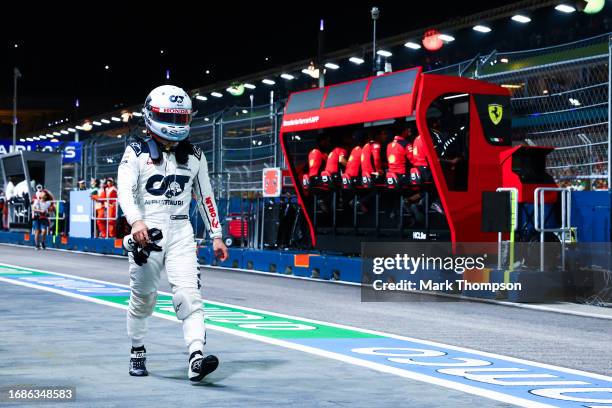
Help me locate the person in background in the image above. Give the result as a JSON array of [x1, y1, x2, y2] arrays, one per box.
[[32, 191, 52, 250], [343, 130, 369, 185], [307, 134, 330, 178], [322, 133, 351, 183], [361, 128, 387, 186], [105, 177, 118, 238], [0, 189, 5, 230], [90, 178, 100, 195], [77, 180, 87, 191], [387, 123, 415, 185], [5, 177, 16, 201], [93, 178, 107, 237]]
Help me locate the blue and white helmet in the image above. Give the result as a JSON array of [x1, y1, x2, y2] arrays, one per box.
[[143, 85, 192, 142]]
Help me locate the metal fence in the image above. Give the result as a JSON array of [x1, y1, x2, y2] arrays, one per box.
[[474, 33, 611, 190]]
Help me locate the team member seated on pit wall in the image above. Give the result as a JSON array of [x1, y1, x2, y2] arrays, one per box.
[[321, 134, 352, 186], [361, 129, 387, 188], [386, 122, 416, 188], [342, 131, 368, 189], [31, 190, 53, 250], [303, 134, 331, 189], [117, 84, 228, 382]]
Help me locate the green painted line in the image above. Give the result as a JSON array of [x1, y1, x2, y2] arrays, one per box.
[[95, 295, 380, 339]]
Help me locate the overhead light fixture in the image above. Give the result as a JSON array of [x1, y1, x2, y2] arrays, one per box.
[[404, 41, 422, 50], [50, 138, 59, 142], [53, 131, 61, 136], [349, 56, 365, 65], [204, 117, 210, 122], [195, 95, 208, 101], [101, 119, 110, 124], [61, 130, 69, 135], [280, 73, 295, 80], [262, 78, 276, 85], [19, 138, 25, 142], [501, 84, 523, 89], [511, 14, 531, 23], [324, 62, 340, 70], [242, 109, 249, 114], [211, 92, 223, 98], [67, 128, 76, 132], [473, 25, 492, 33], [26, 138, 33, 142], [117, 134, 123, 138], [555, 4, 576, 13], [33, 137, 40, 141], [46, 133, 53, 137], [75, 125, 85, 131], [376, 50, 392, 57], [111, 117, 121, 122], [244, 83, 256, 89], [92, 121, 102, 126], [132, 111, 143, 117], [438, 34, 455, 42], [39, 135, 47, 139], [500, 58, 509, 63]]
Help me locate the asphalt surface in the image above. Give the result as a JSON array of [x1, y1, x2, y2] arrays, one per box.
[[0, 244, 610, 407]]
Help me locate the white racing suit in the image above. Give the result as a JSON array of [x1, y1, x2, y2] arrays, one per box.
[[117, 139, 222, 353]]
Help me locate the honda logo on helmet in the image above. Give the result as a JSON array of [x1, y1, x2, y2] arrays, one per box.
[[169, 95, 184, 103]]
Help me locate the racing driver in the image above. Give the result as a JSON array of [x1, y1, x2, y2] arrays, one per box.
[[117, 85, 228, 382]]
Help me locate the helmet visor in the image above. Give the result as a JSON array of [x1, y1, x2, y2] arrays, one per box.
[[151, 107, 192, 125]]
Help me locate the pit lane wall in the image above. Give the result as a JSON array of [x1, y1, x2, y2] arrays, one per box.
[[0, 190, 609, 303]]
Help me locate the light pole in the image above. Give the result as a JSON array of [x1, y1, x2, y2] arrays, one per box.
[[371, 7, 380, 75], [318, 19, 325, 88], [12, 67, 22, 149]]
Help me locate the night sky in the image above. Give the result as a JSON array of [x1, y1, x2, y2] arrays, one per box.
[[1, 1, 517, 117]]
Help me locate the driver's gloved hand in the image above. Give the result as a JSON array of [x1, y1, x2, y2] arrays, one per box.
[[132, 228, 164, 266]]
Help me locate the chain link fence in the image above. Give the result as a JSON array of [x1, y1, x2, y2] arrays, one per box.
[[475, 33, 611, 190]]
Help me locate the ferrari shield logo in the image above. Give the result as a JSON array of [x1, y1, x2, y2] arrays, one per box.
[[488, 104, 503, 125]]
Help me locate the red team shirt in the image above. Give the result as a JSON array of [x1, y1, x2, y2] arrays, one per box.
[[344, 146, 362, 178], [360, 141, 383, 177], [324, 147, 348, 174], [411, 135, 428, 167], [308, 149, 328, 177], [386, 135, 414, 174]]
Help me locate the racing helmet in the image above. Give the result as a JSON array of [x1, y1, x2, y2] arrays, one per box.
[[143, 85, 192, 142]]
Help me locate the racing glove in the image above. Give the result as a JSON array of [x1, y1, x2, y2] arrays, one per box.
[[128, 228, 164, 266]]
